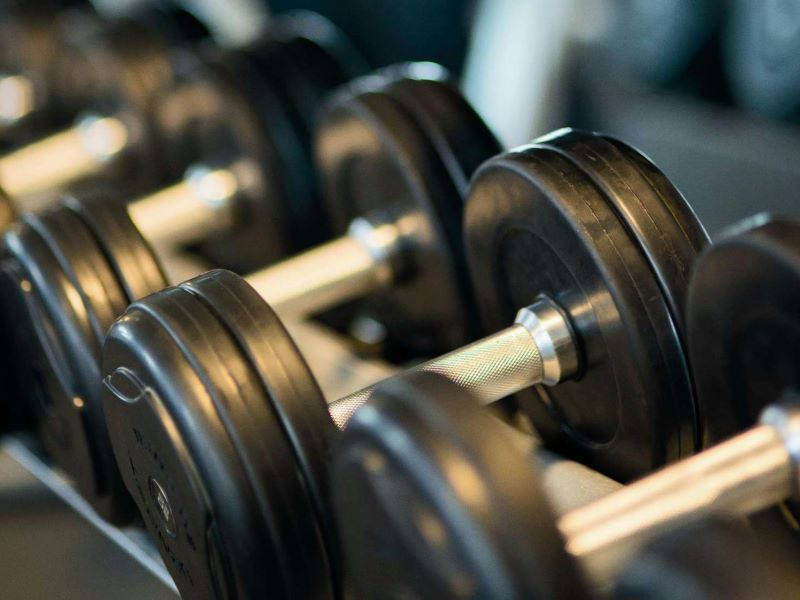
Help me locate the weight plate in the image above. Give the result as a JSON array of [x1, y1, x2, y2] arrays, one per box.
[[182, 47, 306, 271], [247, 11, 366, 142], [0, 5, 81, 142], [612, 517, 800, 599], [0, 259, 46, 433], [102, 281, 332, 599], [241, 16, 367, 246], [687, 217, 800, 444], [465, 145, 697, 481], [28, 207, 130, 325], [183, 13, 361, 272], [272, 10, 368, 92], [21, 208, 132, 512], [724, 0, 800, 119], [59, 3, 211, 190], [385, 67, 502, 347], [0, 255, 77, 438], [537, 129, 709, 333], [181, 269, 339, 590], [3, 222, 134, 522], [63, 191, 168, 303], [103, 301, 265, 600], [183, 36, 330, 271], [317, 67, 496, 355], [385, 69, 500, 196], [230, 30, 348, 249], [333, 371, 590, 599]]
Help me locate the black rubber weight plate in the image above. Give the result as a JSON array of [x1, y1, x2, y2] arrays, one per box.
[[85, 19, 183, 187], [233, 33, 340, 251], [181, 269, 339, 591], [247, 12, 366, 142], [688, 217, 800, 445], [385, 69, 503, 340], [25, 208, 133, 520], [317, 68, 493, 354], [189, 40, 321, 271], [3, 221, 134, 522], [63, 191, 168, 302], [333, 371, 590, 600], [612, 516, 800, 600], [536, 129, 709, 332], [27, 207, 129, 331], [384, 68, 501, 197], [102, 282, 330, 599], [464, 146, 697, 481], [189, 11, 361, 272], [0, 257, 78, 441], [247, 11, 366, 254], [0, 259, 51, 433], [271, 10, 367, 88]]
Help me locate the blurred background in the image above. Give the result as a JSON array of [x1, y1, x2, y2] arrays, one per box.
[[174, 0, 800, 236], [11, 0, 799, 234]]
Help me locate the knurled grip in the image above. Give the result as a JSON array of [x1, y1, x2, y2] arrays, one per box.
[[328, 324, 544, 429]]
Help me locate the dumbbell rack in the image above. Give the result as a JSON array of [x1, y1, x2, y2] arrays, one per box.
[[0, 437, 178, 597], [0, 312, 394, 598]]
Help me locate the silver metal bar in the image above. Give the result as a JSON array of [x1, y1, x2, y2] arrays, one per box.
[[535, 446, 622, 514], [0, 114, 130, 201], [560, 405, 800, 588], [127, 166, 238, 251], [300, 311, 620, 515], [245, 218, 401, 319], [327, 297, 579, 429], [0, 74, 37, 128], [328, 324, 543, 428]]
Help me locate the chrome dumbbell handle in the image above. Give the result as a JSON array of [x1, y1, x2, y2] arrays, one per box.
[[328, 297, 580, 429], [127, 165, 238, 250], [130, 162, 406, 319], [244, 218, 402, 319], [0, 73, 37, 129], [559, 402, 800, 589], [0, 113, 130, 200]]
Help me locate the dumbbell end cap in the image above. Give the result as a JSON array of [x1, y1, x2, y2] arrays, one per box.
[[515, 296, 580, 385]]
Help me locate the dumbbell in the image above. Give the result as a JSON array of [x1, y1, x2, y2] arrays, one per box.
[[0, 65, 496, 527], [0, 1, 207, 145], [0, 10, 361, 508], [0, 0, 216, 208], [332, 373, 800, 600], [0, 0, 97, 142], [0, 10, 365, 268], [724, 0, 800, 119], [99, 129, 708, 598], [331, 215, 800, 597], [612, 516, 800, 600]]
